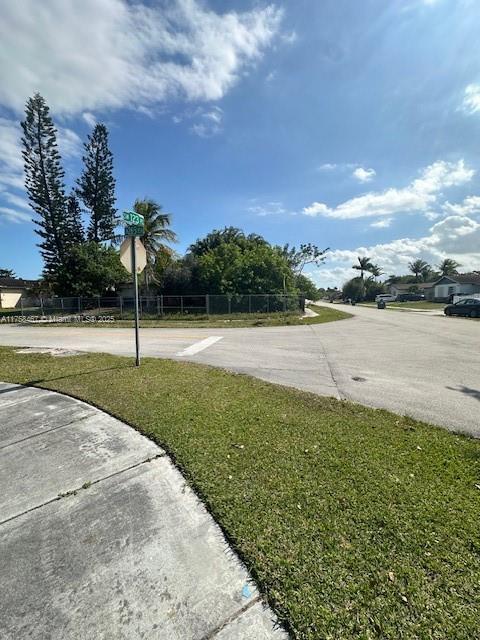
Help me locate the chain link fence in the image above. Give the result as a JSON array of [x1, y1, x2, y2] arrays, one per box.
[[0, 294, 305, 319]]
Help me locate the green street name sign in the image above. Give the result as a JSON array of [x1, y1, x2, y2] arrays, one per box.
[[122, 210, 144, 226], [125, 224, 144, 237]]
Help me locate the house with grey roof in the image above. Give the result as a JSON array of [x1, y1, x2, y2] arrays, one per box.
[[431, 273, 480, 301], [390, 281, 435, 300]]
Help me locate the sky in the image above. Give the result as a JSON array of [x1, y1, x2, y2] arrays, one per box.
[[1, 0, 480, 287]]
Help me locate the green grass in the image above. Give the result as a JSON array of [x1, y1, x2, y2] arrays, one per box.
[[1, 348, 479, 638], [389, 301, 445, 310], [359, 301, 444, 311], [2, 305, 351, 328]]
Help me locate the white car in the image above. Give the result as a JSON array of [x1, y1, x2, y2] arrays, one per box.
[[375, 294, 397, 303]]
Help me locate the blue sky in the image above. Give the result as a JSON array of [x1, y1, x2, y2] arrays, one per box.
[[1, 0, 480, 286]]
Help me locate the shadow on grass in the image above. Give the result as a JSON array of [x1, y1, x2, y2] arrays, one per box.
[[2, 364, 132, 389]]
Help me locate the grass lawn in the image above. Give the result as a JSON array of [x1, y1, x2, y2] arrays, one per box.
[[1, 304, 351, 329], [358, 301, 444, 311], [388, 301, 445, 310], [1, 347, 479, 639]]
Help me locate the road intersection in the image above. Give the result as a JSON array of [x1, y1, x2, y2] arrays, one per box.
[[0, 303, 478, 436]]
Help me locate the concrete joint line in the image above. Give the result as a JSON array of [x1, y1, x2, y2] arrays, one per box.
[[200, 594, 262, 639], [0, 412, 94, 451], [0, 452, 165, 528], [0, 391, 56, 410]]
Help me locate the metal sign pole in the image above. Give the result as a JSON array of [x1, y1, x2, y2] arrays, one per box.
[[131, 237, 140, 366]]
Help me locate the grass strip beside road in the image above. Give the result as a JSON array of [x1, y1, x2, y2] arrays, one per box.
[[1, 347, 479, 639], [3, 305, 351, 329], [358, 301, 444, 311]]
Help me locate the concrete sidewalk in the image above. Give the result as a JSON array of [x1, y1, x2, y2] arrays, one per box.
[[0, 382, 287, 639]]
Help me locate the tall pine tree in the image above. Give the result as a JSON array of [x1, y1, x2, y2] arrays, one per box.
[[21, 93, 76, 274], [66, 193, 85, 244], [76, 124, 117, 242]]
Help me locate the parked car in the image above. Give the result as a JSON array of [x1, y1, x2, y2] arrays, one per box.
[[396, 293, 425, 302], [375, 294, 397, 303], [444, 298, 480, 318]]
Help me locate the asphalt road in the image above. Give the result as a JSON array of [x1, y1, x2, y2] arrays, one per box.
[[0, 304, 478, 436]]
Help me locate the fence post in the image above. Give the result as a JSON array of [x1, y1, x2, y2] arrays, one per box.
[[160, 295, 164, 316], [97, 295, 101, 314], [180, 296, 184, 314], [228, 296, 231, 315], [156, 296, 160, 317], [283, 294, 286, 312], [78, 296, 81, 313], [40, 296, 44, 316], [248, 295, 251, 314], [119, 296, 123, 319], [205, 294, 209, 315], [266, 294, 269, 313]]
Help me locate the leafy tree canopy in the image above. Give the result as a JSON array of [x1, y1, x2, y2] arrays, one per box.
[[189, 227, 268, 257], [437, 258, 461, 276], [196, 242, 294, 295], [295, 274, 320, 299], [278, 243, 328, 275], [343, 277, 365, 301], [54, 242, 128, 296], [0, 269, 16, 278]]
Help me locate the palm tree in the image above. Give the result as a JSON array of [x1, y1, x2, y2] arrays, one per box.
[[352, 256, 374, 279], [133, 198, 178, 290], [369, 264, 384, 280], [437, 258, 461, 276], [408, 259, 430, 282]]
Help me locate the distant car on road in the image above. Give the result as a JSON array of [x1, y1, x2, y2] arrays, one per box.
[[375, 294, 397, 303], [396, 293, 426, 302], [444, 298, 480, 318]]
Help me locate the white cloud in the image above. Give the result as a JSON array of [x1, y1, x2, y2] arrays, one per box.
[[442, 195, 480, 216], [82, 112, 97, 127], [312, 214, 480, 288], [0, 206, 31, 224], [57, 127, 82, 158], [2, 192, 30, 211], [281, 31, 298, 45], [353, 167, 376, 183], [0, 119, 26, 209], [317, 162, 358, 172], [303, 160, 475, 220], [174, 106, 224, 137], [0, 0, 283, 115], [248, 201, 288, 216], [370, 218, 392, 228], [462, 84, 480, 115], [0, 118, 23, 180]]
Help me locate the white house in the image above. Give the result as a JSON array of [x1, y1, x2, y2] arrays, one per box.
[[390, 282, 435, 299], [432, 273, 480, 300], [0, 278, 37, 309]]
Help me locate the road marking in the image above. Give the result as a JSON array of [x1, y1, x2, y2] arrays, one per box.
[[176, 336, 223, 357]]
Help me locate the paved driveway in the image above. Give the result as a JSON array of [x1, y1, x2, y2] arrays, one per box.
[[0, 382, 285, 639], [0, 304, 478, 436]]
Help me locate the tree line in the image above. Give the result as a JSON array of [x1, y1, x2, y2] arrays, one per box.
[[342, 256, 463, 301], [150, 228, 327, 298], [21, 93, 127, 295], [18, 93, 326, 299]]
